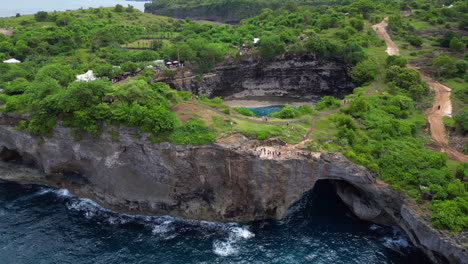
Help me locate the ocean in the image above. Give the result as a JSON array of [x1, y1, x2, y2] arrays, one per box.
[[0, 0, 150, 18], [0, 179, 429, 263]]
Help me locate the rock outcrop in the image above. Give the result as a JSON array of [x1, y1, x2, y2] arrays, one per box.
[[164, 53, 355, 100], [0, 114, 465, 264]]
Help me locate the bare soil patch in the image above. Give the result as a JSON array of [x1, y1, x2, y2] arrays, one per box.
[[0, 28, 13, 36], [172, 103, 215, 127]]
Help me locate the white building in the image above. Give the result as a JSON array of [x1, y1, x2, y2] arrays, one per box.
[[3, 58, 20, 63], [76, 70, 97, 82]]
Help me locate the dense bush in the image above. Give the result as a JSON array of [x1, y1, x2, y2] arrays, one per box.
[[408, 36, 423, 47], [315, 96, 341, 111], [386, 55, 407, 68], [429, 198, 468, 232], [168, 119, 215, 145], [350, 59, 378, 85], [268, 104, 315, 119], [258, 34, 285, 59], [234, 107, 255, 117]]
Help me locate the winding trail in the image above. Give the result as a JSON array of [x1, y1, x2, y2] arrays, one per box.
[[374, 18, 467, 162], [193, 17, 467, 161]]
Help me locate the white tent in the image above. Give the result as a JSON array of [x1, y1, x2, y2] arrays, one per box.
[[76, 70, 97, 82], [3, 58, 20, 63], [154, 60, 164, 67]]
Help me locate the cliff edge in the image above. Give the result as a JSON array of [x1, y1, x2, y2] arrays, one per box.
[[0, 114, 465, 263]]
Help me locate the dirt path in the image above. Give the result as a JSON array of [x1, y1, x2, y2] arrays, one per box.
[[374, 18, 467, 162], [372, 18, 400, 56]]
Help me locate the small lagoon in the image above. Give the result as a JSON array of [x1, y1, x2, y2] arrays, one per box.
[[244, 105, 284, 117]]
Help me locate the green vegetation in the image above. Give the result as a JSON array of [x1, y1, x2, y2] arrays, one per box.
[[268, 104, 315, 119], [0, 0, 467, 233], [233, 107, 255, 117], [315, 96, 341, 111]]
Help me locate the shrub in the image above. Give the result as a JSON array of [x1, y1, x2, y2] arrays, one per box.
[[258, 34, 286, 59], [168, 119, 215, 145], [257, 131, 267, 140], [315, 96, 341, 111], [234, 107, 255, 117], [349, 18, 364, 31], [408, 36, 423, 47], [429, 198, 468, 232], [270, 104, 297, 119], [350, 60, 378, 85], [386, 55, 407, 68]]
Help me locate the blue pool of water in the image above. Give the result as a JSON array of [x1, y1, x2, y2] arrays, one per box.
[[245, 105, 284, 117], [0, 179, 429, 263]]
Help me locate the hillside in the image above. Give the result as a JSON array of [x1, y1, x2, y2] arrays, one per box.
[[0, 0, 466, 241]]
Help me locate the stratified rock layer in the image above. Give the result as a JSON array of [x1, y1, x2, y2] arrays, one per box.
[[0, 114, 465, 264], [165, 53, 355, 100]]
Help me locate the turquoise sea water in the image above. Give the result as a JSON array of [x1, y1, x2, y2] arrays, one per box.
[[245, 105, 284, 117], [0, 179, 429, 263], [0, 0, 149, 18]]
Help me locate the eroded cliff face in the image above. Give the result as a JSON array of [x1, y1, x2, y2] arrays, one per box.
[[0, 114, 372, 222], [0, 115, 465, 264], [165, 53, 355, 100]]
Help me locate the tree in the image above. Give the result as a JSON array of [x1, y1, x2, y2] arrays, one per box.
[[34, 11, 48, 22], [94, 64, 123, 79], [350, 0, 375, 19], [316, 96, 341, 111], [114, 4, 124, 13], [440, 31, 460, 47], [258, 35, 285, 60], [150, 39, 163, 51], [126, 5, 134, 13], [36, 64, 75, 87], [349, 18, 364, 31], [386, 55, 407, 68], [55, 80, 111, 113], [121, 61, 138, 72], [449, 37, 466, 52], [14, 40, 30, 60], [453, 109, 468, 135], [350, 60, 378, 85], [0, 41, 14, 53], [348, 97, 369, 117], [433, 56, 458, 78], [304, 36, 331, 55], [408, 36, 423, 47]]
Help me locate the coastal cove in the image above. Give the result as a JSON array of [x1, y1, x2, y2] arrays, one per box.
[[0, 178, 429, 263], [0, 0, 149, 18], [0, 0, 466, 263]]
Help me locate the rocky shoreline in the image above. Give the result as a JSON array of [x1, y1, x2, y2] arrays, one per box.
[[0, 114, 466, 263]]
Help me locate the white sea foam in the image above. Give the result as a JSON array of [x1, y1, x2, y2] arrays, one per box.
[[212, 225, 254, 257], [229, 226, 255, 240], [55, 188, 71, 197], [213, 240, 239, 257], [382, 226, 410, 253], [67, 198, 101, 218], [151, 220, 174, 234]]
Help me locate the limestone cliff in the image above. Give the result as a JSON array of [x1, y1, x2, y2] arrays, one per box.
[[0, 114, 465, 264], [163, 53, 355, 100]]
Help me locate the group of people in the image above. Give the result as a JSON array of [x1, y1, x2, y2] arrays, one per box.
[[253, 145, 302, 160]]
